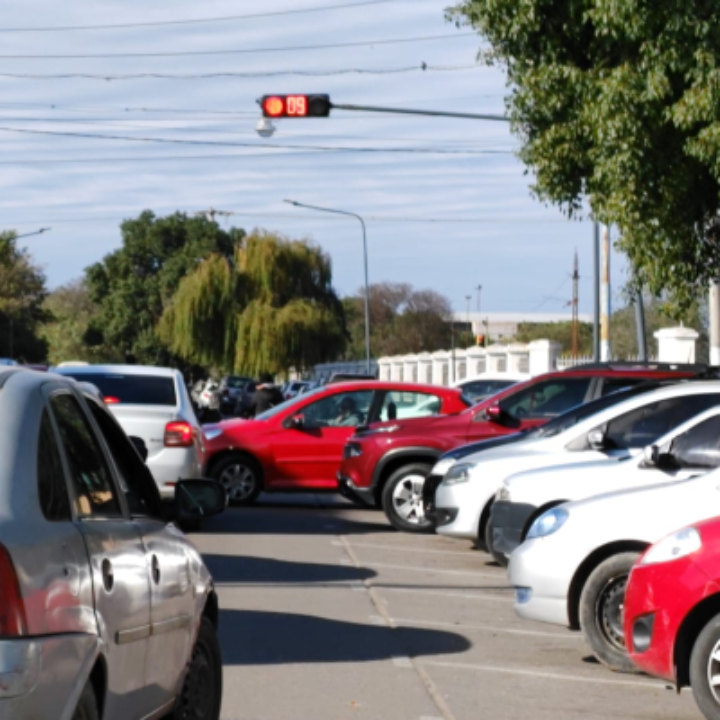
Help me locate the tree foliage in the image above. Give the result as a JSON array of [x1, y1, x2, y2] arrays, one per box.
[[450, 0, 720, 312], [85, 211, 242, 364], [342, 282, 454, 357], [158, 231, 347, 374], [515, 320, 594, 355], [0, 232, 49, 361]]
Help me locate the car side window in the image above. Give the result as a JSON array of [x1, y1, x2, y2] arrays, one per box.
[[50, 393, 123, 519], [37, 410, 72, 521], [86, 399, 164, 519], [302, 391, 374, 428], [498, 379, 592, 420], [670, 416, 720, 469], [379, 391, 442, 421], [600, 378, 644, 396]]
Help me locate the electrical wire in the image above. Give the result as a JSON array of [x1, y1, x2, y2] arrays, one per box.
[[0, 0, 399, 32], [0, 32, 475, 59], [0, 64, 480, 81]]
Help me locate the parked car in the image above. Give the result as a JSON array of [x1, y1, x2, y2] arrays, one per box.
[[624, 517, 720, 720], [204, 381, 470, 505], [283, 380, 311, 400], [338, 364, 703, 533], [508, 415, 720, 672], [452, 372, 529, 403], [0, 366, 225, 720], [218, 375, 254, 414], [54, 364, 207, 500]]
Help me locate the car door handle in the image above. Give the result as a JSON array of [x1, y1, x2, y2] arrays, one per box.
[[151, 555, 161, 585], [101, 558, 114, 592]]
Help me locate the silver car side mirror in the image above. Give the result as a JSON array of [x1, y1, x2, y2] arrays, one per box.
[[588, 429, 606, 450], [644, 445, 659, 466]]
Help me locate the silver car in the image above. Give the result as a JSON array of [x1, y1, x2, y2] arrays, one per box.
[[0, 368, 225, 720]]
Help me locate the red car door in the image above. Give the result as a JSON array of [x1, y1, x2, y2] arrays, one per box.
[[268, 388, 376, 489]]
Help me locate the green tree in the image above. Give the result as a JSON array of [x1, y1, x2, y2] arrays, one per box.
[[0, 232, 49, 361], [158, 231, 347, 375], [449, 0, 720, 312], [85, 211, 243, 364], [41, 279, 123, 365], [514, 321, 594, 355]]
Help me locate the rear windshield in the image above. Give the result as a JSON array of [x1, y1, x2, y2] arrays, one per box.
[[63, 373, 177, 406]]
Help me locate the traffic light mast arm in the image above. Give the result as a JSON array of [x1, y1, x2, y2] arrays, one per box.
[[330, 102, 509, 122]]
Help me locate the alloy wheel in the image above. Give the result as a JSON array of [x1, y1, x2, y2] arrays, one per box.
[[706, 639, 720, 704], [391, 475, 426, 524], [219, 462, 256, 501]]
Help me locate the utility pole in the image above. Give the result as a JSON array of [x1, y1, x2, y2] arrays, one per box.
[[600, 225, 612, 361], [476, 285, 482, 311], [710, 280, 720, 366], [634, 287, 648, 361], [571, 250, 579, 360], [465, 295, 472, 328]]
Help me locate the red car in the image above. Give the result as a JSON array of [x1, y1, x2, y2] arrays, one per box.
[[338, 365, 702, 532], [625, 517, 720, 720], [203, 381, 469, 504]]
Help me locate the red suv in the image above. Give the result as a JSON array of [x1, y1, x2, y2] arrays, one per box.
[[338, 365, 703, 532], [203, 381, 469, 504]]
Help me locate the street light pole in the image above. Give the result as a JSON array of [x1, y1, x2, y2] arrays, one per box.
[[284, 199, 371, 374]]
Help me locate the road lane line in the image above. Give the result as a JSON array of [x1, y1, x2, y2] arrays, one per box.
[[390, 617, 583, 641], [348, 541, 477, 557], [362, 561, 503, 578], [376, 587, 511, 603], [420, 660, 668, 689]]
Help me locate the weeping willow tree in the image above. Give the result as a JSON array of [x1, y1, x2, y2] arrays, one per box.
[[158, 231, 347, 374]]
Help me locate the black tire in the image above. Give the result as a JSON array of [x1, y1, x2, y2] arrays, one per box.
[[172, 617, 223, 720], [72, 682, 100, 720], [690, 613, 720, 720], [211, 454, 262, 506], [578, 552, 641, 672], [484, 515, 508, 567], [381, 463, 435, 533]]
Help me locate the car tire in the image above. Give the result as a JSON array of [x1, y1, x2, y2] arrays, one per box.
[[382, 463, 435, 533], [579, 552, 641, 673], [689, 612, 720, 720], [172, 617, 223, 720], [212, 454, 262, 506], [484, 515, 508, 567], [72, 682, 100, 720]]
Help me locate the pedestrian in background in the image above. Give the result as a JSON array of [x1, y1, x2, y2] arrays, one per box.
[[248, 373, 284, 417]]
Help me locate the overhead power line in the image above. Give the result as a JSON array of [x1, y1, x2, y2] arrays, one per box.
[[0, 64, 480, 81], [0, 0, 398, 32], [0, 32, 475, 59]]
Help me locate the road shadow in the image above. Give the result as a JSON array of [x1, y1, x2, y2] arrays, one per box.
[[203, 553, 376, 584], [219, 609, 471, 665]]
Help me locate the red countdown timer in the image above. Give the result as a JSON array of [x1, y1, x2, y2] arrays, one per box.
[[260, 94, 331, 118]]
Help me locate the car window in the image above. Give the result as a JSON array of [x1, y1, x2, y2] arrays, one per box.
[[460, 379, 515, 402], [255, 386, 325, 420], [603, 395, 720, 449], [302, 390, 374, 428], [86, 399, 164, 519], [60, 373, 177, 406], [37, 410, 72, 521], [498, 378, 592, 419], [50, 393, 123, 518], [599, 378, 646, 396], [670, 416, 720, 468], [379, 391, 443, 421]]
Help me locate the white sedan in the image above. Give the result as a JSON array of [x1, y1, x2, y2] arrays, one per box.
[[508, 409, 720, 672]]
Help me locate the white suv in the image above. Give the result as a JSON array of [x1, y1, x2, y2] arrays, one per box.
[[55, 365, 206, 499]]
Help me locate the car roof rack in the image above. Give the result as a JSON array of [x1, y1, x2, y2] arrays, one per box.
[[567, 361, 711, 373]]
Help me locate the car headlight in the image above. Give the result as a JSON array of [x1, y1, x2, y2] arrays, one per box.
[[431, 456, 457, 477], [442, 463, 475, 486], [526, 507, 569, 539], [495, 485, 511, 503], [203, 427, 223, 441], [640, 527, 702, 566]]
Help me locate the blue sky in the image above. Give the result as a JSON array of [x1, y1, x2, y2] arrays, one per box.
[[0, 0, 627, 314]]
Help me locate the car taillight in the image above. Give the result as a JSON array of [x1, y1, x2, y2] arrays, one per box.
[[164, 421, 194, 447], [104, 396, 121, 404], [0, 544, 27, 637]]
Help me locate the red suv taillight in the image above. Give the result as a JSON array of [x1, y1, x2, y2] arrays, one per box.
[[0, 544, 27, 637], [164, 421, 194, 448]]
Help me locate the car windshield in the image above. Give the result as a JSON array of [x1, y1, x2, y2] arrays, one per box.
[[226, 376, 249, 389], [61, 373, 177, 406], [255, 386, 326, 420]]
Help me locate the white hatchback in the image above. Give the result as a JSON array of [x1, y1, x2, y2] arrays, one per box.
[[55, 365, 206, 500]]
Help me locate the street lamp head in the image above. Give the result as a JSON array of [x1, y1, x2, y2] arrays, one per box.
[[283, 199, 299, 207], [255, 118, 276, 138]]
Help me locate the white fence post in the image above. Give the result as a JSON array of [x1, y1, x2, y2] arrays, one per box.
[[528, 340, 562, 375], [654, 327, 699, 364]]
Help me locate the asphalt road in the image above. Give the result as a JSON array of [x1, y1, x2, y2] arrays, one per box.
[[192, 495, 700, 720]]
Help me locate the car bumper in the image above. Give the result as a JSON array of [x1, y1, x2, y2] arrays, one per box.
[[492, 501, 537, 557], [508, 536, 575, 627], [624, 558, 719, 683], [434, 481, 483, 540], [337, 473, 376, 507], [422, 472, 444, 519], [149, 447, 205, 500]]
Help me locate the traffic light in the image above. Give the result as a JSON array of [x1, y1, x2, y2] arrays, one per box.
[[260, 94, 332, 118]]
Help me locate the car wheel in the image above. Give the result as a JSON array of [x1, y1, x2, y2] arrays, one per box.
[[172, 617, 223, 720], [382, 463, 435, 533], [72, 682, 99, 720], [690, 613, 720, 720], [212, 454, 262, 506], [578, 552, 641, 672], [484, 515, 508, 567]]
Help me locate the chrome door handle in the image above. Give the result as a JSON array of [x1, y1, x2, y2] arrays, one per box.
[[151, 555, 161, 585]]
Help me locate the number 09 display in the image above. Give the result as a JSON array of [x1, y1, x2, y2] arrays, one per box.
[[260, 94, 331, 118]]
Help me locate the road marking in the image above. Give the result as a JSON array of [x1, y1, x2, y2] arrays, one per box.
[[349, 541, 476, 557], [362, 561, 503, 579], [376, 587, 511, 603], [393, 656, 414, 668], [421, 660, 667, 689], [390, 617, 583, 641]]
